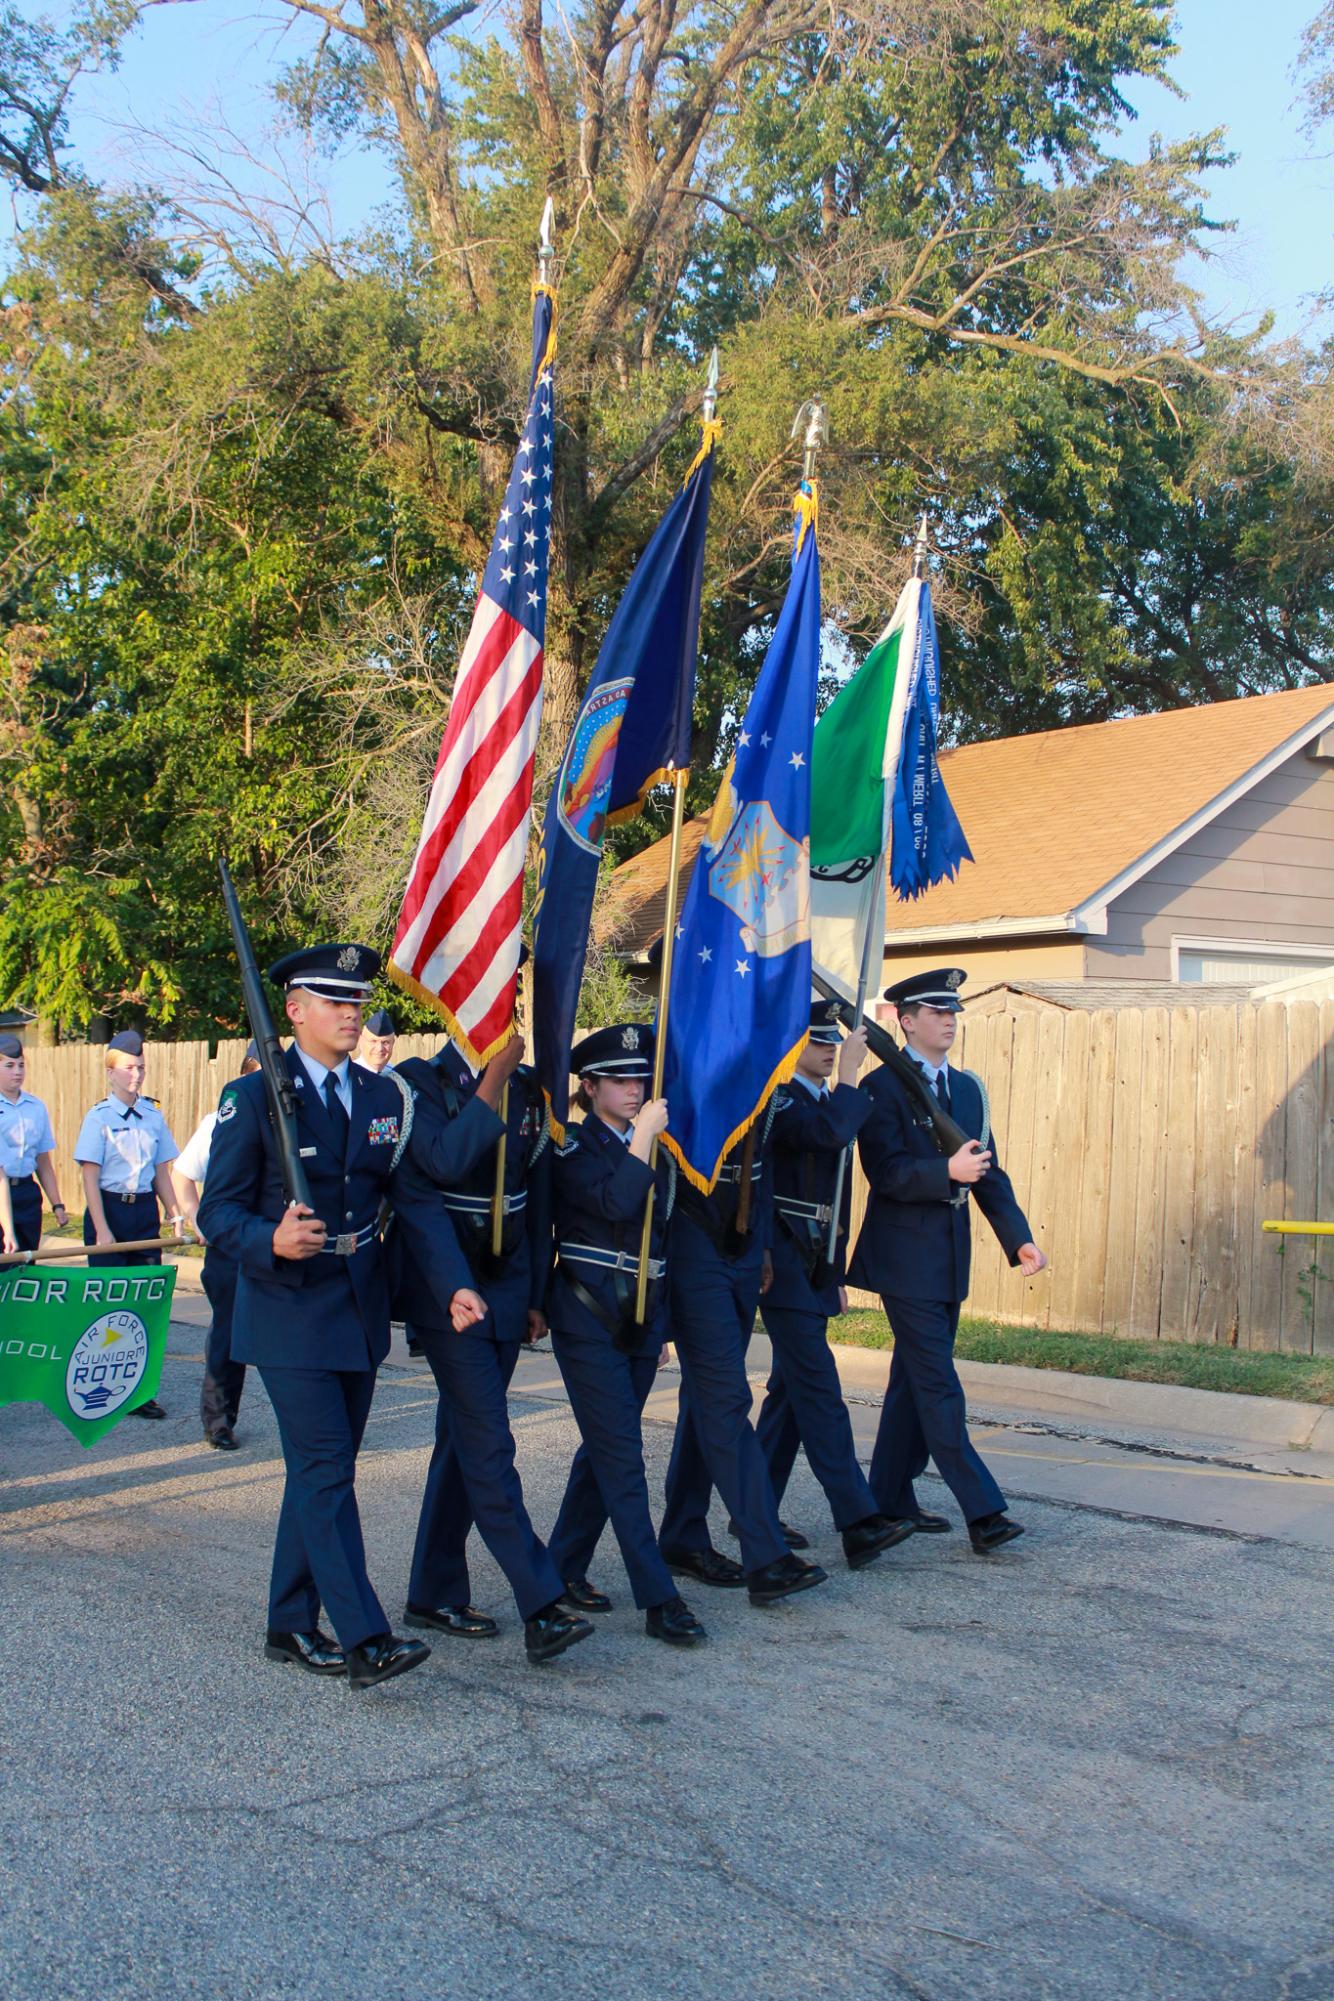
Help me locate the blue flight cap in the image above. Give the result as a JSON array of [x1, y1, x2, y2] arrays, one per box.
[[107, 1029, 144, 1056], [268, 943, 380, 1003], [571, 1023, 655, 1080], [808, 999, 843, 1044], [364, 1008, 397, 1037], [0, 1032, 22, 1059], [883, 967, 966, 1013]]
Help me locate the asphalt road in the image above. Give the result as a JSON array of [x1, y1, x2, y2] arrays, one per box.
[[2, 1301, 1332, 2001]]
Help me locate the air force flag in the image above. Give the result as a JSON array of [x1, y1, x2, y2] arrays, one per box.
[[660, 491, 821, 1193]]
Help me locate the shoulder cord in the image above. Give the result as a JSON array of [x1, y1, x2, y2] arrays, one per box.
[[385, 1068, 417, 1172]]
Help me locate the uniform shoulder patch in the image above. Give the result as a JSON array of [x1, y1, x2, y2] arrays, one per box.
[[556, 1135, 580, 1157], [217, 1092, 239, 1125]]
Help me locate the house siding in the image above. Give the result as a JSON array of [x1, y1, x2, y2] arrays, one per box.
[[1083, 751, 1334, 980]]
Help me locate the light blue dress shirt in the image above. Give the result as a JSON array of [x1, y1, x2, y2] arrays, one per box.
[[73, 1094, 179, 1193], [0, 1089, 57, 1177], [293, 1049, 353, 1115]]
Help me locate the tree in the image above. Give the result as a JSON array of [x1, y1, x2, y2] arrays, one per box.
[[0, 0, 1329, 1035]]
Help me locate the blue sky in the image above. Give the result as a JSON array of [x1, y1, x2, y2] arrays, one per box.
[[4, 0, 1331, 343]]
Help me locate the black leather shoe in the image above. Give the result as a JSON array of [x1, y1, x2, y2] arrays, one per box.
[[969, 1513, 1025, 1554], [727, 1516, 809, 1551], [345, 1633, 431, 1688], [129, 1398, 166, 1420], [747, 1553, 828, 1606], [662, 1545, 746, 1588], [524, 1603, 594, 1665], [560, 1577, 612, 1614], [205, 1426, 239, 1451], [404, 1602, 498, 1638], [646, 1594, 707, 1647], [841, 1513, 915, 1570], [911, 1512, 952, 1533], [264, 1627, 346, 1675]]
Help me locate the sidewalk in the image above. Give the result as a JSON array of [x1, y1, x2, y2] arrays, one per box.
[[166, 1269, 1334, 1550]]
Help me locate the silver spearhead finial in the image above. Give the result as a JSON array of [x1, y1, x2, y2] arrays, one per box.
[[538, 196, 556, 283], [912, 514, 930, 578], [790, 397, 828, 482], [702, 346, 720, 424]]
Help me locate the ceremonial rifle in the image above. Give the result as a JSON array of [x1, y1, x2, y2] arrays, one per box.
[[218, 857, 313, 1210], [809, 965, 971, 1157]]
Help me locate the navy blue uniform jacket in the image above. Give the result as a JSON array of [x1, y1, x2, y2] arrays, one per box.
[[386, 1054, 506, 1333], [847, 1062, 1031, 1304], [673, 1107, 776, 1258], [548, 1116, 673, 1341], [389, 1054, 553, 1327], [769, 1080, 872, 1315], [199, 1050, 471, 1371]]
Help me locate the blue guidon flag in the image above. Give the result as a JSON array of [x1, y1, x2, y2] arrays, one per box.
[[532, 424, 717, 1138], [660, 484, 821, 1193]]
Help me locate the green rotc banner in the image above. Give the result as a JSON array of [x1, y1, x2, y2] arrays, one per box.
[[0, 1264, 176, 1446]]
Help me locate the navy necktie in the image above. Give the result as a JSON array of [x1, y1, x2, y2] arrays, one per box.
[[323, 1074, 349, 1147], [935, 1071, 950, 1112], [125, 1105, 141, 1121]]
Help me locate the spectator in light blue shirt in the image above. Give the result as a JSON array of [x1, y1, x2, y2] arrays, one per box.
[[74, 1029, 183, 1420], [0, 1033, 68, 1250]]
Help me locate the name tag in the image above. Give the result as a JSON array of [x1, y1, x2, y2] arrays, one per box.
[[367, 1116, 399, 1147], [299, 1147, 317, 1158]]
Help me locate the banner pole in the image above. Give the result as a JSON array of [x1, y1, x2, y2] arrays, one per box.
[[824, 870, 882, 1263], [490, 1081, 510, 1258], [633, 765, 689, 1323], [0, 1234, 197, 1267]]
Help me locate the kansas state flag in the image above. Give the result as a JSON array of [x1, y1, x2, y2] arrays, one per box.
[[661, 489, 821, 1193], [533, 435, 716, 1135]]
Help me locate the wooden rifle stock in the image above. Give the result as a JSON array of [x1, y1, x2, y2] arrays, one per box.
[[218, 857, 313, 1210], [809, 967, 970, 1157]]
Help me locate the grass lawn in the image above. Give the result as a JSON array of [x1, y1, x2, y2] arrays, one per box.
[[835, 1309, 1334, 1405]]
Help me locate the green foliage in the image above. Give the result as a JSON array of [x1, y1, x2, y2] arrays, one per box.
[[0, 0, 1329, 1037]]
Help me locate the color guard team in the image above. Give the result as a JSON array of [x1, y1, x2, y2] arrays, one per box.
[[0, 945, 1045, 1691]]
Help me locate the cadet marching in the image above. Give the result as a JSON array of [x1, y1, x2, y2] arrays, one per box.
[[0, 941, 1048, 1691]]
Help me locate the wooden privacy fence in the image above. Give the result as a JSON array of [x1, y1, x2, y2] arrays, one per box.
[[844, 1001, 1334, 1356], [16, 1002, 1334, 1353]]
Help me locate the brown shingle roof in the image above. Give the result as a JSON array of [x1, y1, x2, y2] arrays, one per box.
[[610, 683, 1334, 953]]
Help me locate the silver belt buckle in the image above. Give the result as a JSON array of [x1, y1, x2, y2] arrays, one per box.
[[334, 1231, 358, 1256]]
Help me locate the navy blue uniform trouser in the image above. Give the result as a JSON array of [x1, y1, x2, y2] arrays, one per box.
[[83, 1191, 161, 1266], [756, 1302, 877, 1530], [548, 1325, 675, 1611], [870, 1294, 1005, 1524], [10, 1175, 42, 1252], [258, 1364, 387, 1649], [200, 1249, 246, 1435], [659, 1216, 786, 1574], [408, 1325, 563, 1621]]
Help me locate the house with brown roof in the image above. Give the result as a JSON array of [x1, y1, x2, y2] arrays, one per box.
[[610, 683, 1334, 993]]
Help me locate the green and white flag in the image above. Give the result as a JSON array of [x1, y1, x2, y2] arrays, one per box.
[[0, 1264, 175, 1446], [809, 575, 918, 991], [810, 564, 970, 992]]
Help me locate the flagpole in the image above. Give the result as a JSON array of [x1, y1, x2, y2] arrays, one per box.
[[630, 352, 719, 1323], [823, 514, 931, 1264], [489, 200, 557, 1260], [632, 762, 690, 1322]]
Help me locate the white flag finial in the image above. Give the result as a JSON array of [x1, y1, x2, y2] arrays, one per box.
[[912, 514, 930, 579]]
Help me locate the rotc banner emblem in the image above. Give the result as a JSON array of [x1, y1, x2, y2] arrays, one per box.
[[0, 1265, 176, 1445]]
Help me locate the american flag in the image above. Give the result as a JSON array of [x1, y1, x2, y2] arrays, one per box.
[[389, 288, 555, 1065]]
